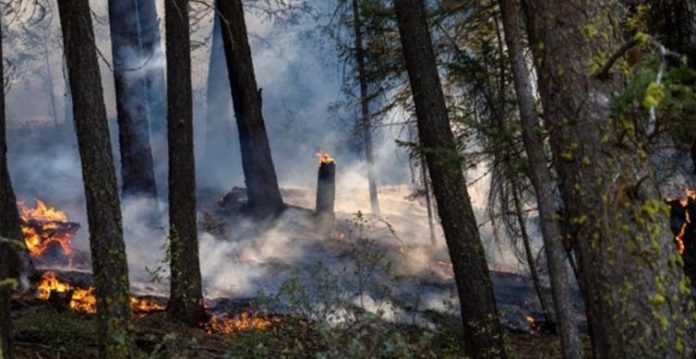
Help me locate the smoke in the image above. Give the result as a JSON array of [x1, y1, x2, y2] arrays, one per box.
[[3, 1, 540, 326]]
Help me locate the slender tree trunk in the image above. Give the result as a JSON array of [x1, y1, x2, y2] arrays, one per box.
[[0, 14, 16, 357], [394, 1, 506, 357], [509, 178, 553, 325], [351, 0, 380, 216], [108, 0, 158, 200], [420, 154, 437, 248], [137, 0, 167, 138], [525, 0, 694, 357], [57, 1, 135, 356], [165, 0, 207, 326], [218, 0, 284, 215], [203, 0, 235, 188], [43, 34, 59, 128], [498, 0, 582, 357]]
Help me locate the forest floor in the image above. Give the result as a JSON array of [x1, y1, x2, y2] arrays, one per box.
[[9, 297, 581, 358], [10, 186, 591, 358]]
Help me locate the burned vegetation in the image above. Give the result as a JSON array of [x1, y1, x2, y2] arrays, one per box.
[[2, 0, 696, 358]]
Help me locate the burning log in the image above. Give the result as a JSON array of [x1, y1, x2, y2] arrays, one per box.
[[18, 200, 83, 267], [34, 271, 165, 315], [315, 151, 335, 227]]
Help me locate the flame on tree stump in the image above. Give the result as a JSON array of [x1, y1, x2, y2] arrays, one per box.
[[315, 151, 335, 229]]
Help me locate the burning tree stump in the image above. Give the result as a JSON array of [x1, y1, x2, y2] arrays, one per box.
[[315, 152, 336, 229]]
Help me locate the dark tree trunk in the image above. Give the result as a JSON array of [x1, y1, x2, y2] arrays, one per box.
[[108, 0, 158, 200], [57, 1, 135, 357], [394, 1, 507, 357], [525, 0, 695, 357], [646, 0, 696, 68], [315, 160, 336, 224], [203, 0, 235, 187], [692, 140, 696, 174], [218, 0, 284, 215], [0, 13, 16, 357], [351, 0, 380, 216], [165, 0, 207, 326], [498, 0, 582, 357], [0, 252, 10, 359]]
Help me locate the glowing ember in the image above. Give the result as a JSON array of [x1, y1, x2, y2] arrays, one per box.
[[18, 200, 78, 260], [36, 272, 164, 315], [316, 150, 335, 165], [525, 315, 535, 327], [204, 312, 275, 334]]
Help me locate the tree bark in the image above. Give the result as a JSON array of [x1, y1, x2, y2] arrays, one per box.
[[351, 0, 380, 216], [165, 0, 207, 326], [498, 0, 582, 357], [203, 0, 235, 188], [0, 12, 16, 357], [525, 0, 694, 357], [108, 0, 158, 200], [57, 1, 135, 357], [218, 0, 284, 215], [394, 1, 507, 357]]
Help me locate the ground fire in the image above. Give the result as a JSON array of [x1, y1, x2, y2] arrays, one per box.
[[35, 272, 275, 333], [35, 272, 164, 315], [203, 312, 277, 334], [19, 199, 81, 266]]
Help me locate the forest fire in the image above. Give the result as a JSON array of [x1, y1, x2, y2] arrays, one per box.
[[35, 272, 164, 315], [19, 200, 80, 264], [204, 312, 276, 334]]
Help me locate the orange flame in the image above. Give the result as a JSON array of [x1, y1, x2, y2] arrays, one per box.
[[18, 200, 75, 258], [36, 272, 164, 315], [316, 150, 334, 165], [130, 297, 166, 314], [204, 312, 276, 334], [673, 189, 694, 255], [35, 272, 96, 313]]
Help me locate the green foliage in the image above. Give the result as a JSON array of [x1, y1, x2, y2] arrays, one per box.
[[13, 307, 97, 351], [613, 55, 696, 149]]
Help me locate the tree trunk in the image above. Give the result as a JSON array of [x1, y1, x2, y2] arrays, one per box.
[[165, 0, 207, 326], [57, 1, 135, 357], [351, 0, 380, 216], [498, 0, 582, 357], [510, 178, 553, 325], [525, 0, 694, 357], [394, 1, 507, 357], [203, 0, 235, 189], [218, 0, 284, 215], [420, 154, 437, 248], [0, 13, 16, 357], [108, 0, 158, 200], [137, 0, 167, 138]]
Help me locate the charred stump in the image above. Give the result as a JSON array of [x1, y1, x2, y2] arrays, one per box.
[[315, 156, 335, 228]]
